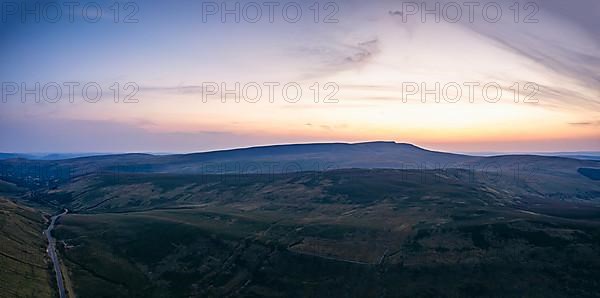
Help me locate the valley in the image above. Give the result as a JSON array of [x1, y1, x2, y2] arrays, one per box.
[[0, 142, 599, 297]]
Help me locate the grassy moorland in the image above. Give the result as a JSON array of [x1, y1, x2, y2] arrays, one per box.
[[1, 143, 599, 297], [49, 169, 600, 297], [0, 197, 55, 298]]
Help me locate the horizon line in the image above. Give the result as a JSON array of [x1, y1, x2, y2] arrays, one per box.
[[2, 141, 600, 157]]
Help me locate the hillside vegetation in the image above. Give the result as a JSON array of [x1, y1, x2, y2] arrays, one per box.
[[0, 198, 55, 298], [0, 142, 598, 297], [50, 169, 600, 297]]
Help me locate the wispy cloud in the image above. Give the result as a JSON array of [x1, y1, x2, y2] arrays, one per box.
[[568, 121, 600, 126], [293, 38, 381, 80]]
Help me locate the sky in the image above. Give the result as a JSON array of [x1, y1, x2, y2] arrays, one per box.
[[0, 0, 599, 153]]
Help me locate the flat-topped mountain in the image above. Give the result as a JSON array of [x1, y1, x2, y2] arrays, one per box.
[[1, 141, 598, 183]]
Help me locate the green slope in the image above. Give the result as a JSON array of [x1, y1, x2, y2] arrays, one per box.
[[0, 198, 55, 298]]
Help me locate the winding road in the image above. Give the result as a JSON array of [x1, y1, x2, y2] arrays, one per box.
[[45, 209, 68, 298]]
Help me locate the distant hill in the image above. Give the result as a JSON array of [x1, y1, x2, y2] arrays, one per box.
[[0, 153, 33, 160], [555, 154, 600, 161], [467, 151, 600, 161], [0, 142, 598, 195], [0, 153, 110, 160]]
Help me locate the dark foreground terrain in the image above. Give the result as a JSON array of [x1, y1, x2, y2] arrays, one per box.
[[0, 196, 56, 297], [48, 170, 599, 298], [1, 142, 599, 297]]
